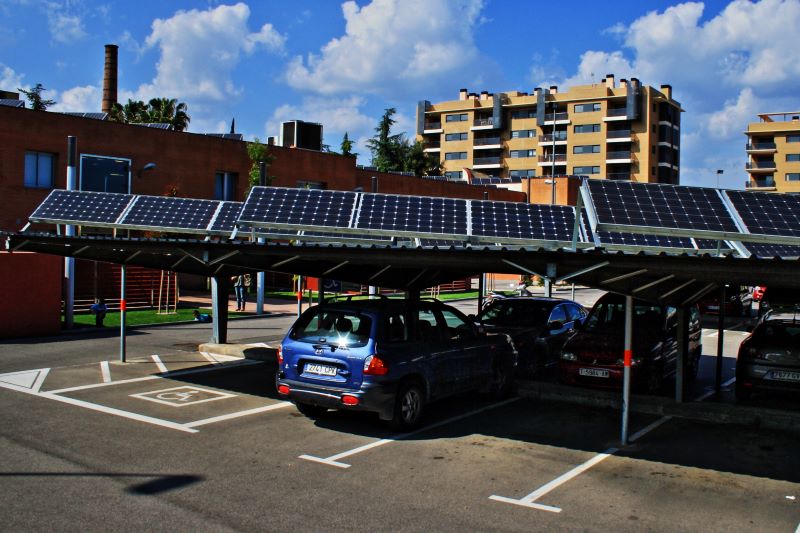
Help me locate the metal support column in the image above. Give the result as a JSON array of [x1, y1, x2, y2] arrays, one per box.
[[544, 263, 556, 298], [256, 161, 268, 315], [621, 295, 633, 445], [369, 177, 378, 297], [318, 278, 325, 304], [119, 264, 127, 362], [675, 307, 687, 403], [478, 273, 485, 313], [715, 285, 726, 393], [211, 276, 229, 344], [64, 136, 77, 329], [297, 275, 303, 317]]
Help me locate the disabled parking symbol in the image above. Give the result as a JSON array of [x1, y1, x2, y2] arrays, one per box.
[[131, 386, 236, 407]]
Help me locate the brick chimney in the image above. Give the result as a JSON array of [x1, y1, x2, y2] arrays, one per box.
[[102, 44, 119, 114]]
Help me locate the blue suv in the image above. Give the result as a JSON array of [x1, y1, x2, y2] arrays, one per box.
[[276, 296, 517, 430]]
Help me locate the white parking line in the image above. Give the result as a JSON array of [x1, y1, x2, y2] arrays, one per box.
[[185, 402, 292, 428], [151, 354, 169, 373], [489, 383, 735, 512], [299, 398, 520, 469], [100, 361, 111, 383]]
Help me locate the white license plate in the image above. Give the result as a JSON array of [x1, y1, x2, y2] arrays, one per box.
[[771, 370, 800, 382], [579, 367, 609, 378], [305, 363, 338, 377]]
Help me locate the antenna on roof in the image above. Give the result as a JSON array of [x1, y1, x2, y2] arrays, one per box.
[[230, 118, 235, 134]]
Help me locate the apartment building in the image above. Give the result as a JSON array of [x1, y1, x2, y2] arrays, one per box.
[[416, 75, 682, 185], [745, 112, 800, 192]]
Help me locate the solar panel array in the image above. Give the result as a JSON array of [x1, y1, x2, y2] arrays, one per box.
[[587, 179, 739, 234], [123, 196, 219, 231], [472, 200, 574, 242], [743, 243, 800, 259], [239, 187, 357, 229], [355, 194, 468, 236], [726, 190, 800, 238], [209, 202, 243, 234]]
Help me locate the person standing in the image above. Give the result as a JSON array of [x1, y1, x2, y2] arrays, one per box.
[[90, 298, 108, 327], [232, 275, 246, 311]]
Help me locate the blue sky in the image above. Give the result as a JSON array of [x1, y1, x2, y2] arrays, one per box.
[[2, 0, 800, 188]]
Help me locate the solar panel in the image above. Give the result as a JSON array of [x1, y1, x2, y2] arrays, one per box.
[[595, 231, 696, 250], [0, 99, 24, 108], [208, 201, 243, 234], [355, 194, 468, 237], [471, 200, 574, 243], [120, 196, 219, 232], [743, 243, 800, 259], [586, 179, 740, 236], [726, 190, 800, 238], [239, 187, 358, 230], [418, 239, 467, 248], [693, 238, 732, 251], [63, 112, 108, 120], [29, 190, 133, 226]]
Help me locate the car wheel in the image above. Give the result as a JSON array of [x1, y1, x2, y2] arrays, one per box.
[[490, 360, 514, 399], [295, 402, 328, 419], [389, 381, 425, 431]]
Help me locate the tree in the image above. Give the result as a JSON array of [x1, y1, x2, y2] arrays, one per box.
[[147, 97, 190, 131], [18, 83, 56, 111], [340, 132, 356, 158], [108, 99, 149, 124], [247, 137, 275, 189], [366, 107, 405, 172], [401, 140, 441, 176]]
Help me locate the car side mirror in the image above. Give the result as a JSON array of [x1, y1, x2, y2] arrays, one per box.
[[548, 320, 564, 331]]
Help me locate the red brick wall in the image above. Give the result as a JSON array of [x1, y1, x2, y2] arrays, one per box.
[[0, 252, 62, 337]]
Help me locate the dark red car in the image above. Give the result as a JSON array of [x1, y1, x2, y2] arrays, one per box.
[[559, 293, 702, 393]]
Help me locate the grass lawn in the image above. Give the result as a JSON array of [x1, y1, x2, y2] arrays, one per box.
[[66, 307, 248, 328], [273, 290, 479, 302]]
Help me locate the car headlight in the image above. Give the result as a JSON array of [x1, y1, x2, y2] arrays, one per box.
[[561, 351, 577, 361]]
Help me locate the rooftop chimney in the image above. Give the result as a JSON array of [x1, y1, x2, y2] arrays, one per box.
[[480, 91, 488, 101], [459, 88, 468, 101], [620, 78, 628, 88], [660, 84, 672, 100], [549, 85, 558, 94], [605, 74, 615, 89], [102, 44, 118, 114]]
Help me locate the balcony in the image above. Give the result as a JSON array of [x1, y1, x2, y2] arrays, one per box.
[[539, 133, 568, 143], [473, 136, 502, 148], [746, 177, 776, 189], [473, 156, 502, 169], [537, 154, 567, 166], [607, 173, 631, 180], [423, 141, 440, 152], [746, 160, 777, 173], [541, 112, 570, 125], [604, 108, 629, 122], [606, 129, 632, 143], [423, 122, 442, 133], [745, 142, 777, 153], [471, 117, 495, 131], [607, 151, 636, 163]]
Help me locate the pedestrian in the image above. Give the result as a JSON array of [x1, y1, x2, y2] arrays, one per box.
[[90, 298, 108, 327], [231, 274, 246, 311], [193, 310, 212, 323]]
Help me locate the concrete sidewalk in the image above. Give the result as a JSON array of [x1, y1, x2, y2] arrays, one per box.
[[180, 292, 302, 315]]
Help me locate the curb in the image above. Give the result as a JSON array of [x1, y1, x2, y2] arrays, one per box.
[[199, 342, 278, 365]]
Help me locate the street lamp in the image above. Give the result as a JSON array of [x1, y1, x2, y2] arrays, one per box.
[[137, 162, 157, 179]]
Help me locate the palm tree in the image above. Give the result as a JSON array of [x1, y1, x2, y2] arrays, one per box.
[[108, 99, 149, 124], [147, 97, 190, 132]]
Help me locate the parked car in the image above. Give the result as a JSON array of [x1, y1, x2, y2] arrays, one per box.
[[735, 312, 800, 401], [276, 296, 517, 430], [475, 296, 587, 378], [699, 285, 753, 317], [559, 293, 702, 393]]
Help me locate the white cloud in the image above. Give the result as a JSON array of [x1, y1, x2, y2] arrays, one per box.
[[50, 84, 101, 112], [286, 0, 485, 96], [137, 3, 285, 103], [533, 0, 800, 187], [0, 63, 24, 91], [47, 11, 86, 43]]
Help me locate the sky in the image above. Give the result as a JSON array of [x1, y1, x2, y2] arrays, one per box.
[[2, 0, 800, 188]]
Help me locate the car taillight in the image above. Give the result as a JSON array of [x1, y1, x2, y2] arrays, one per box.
[[363, 354, 389, 375], [276, 345, 283, 365], [342, 395, 359, 406], [277, 384, 290, 395]]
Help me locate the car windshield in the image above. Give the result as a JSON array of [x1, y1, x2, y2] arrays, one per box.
[[479, 301, 553, 327], [289, 309, 372, 348], [583, 300, 664, 333], [753, 323, 800, 347]]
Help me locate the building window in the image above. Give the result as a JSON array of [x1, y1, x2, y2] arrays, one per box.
[[445, 113, 468, 122], [445, 152, 467, 160], [509, 169, 536, 178], [80, 154, 131, 193], [787, 154, 800, 162], [574, 103, 601, 113], [787, 135, 800, 143], [509, 149, 535, 158], [510, 129, 536, 138], [787, 173, 800, 181], [573, 145, 600, 154], [445, 132, 468, 141], [215, 171, 238, 200], [444, 171, 462, 180], [24, 151, 55, 188], [510, 109, 536, 119], [574, 124, 600, 133], [573, 166, 600, 174]]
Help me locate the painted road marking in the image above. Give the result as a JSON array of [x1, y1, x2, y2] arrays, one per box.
[[299, 398, 519, 469], [184, 402, 292, 428], [0, 368, 50, 393], [131, 386, 236, 407], [151, 354, 169, 373], [100, 361, 111, 383], [489, 384, 735, 513]]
